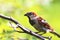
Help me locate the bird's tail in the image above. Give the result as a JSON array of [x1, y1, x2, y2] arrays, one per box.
[[50, 31, 60, 38]]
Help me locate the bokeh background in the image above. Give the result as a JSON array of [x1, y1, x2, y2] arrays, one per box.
[[0, 0, 60, 40]]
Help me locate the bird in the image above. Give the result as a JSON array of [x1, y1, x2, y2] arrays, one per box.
[[24, 12, 60, 38]]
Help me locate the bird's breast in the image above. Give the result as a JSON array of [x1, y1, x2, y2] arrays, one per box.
[[29, 19, 43, 31]]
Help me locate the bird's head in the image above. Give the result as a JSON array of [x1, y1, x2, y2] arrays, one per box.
[[24, 12, 37, 19]]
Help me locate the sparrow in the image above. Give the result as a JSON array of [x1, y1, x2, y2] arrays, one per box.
[[24, 12, 60, 38]]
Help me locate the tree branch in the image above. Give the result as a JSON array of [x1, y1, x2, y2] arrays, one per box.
[[0, 14, 51, 40]]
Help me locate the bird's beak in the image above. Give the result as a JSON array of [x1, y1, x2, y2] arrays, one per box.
[[24, 14, 27, 16]]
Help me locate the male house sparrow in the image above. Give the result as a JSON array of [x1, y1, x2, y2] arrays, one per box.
[[24, 12, 60, 38]]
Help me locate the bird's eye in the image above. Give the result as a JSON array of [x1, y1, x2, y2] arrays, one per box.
[[27, 12, 32, 15], [26, 12, 33, 16], [29, 13, 32, 15]]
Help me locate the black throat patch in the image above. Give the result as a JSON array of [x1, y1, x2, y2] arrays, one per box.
[[29, 20, 35, 26], [27, 16, 35, 26]]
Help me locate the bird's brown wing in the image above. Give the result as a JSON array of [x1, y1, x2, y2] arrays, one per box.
[[37, 17, 53, 31]]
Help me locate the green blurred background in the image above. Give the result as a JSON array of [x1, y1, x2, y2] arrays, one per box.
[[0, 0, 60, 40]]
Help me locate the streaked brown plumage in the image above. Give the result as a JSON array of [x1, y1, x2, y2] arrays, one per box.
[[24, 12, 60, 38]]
